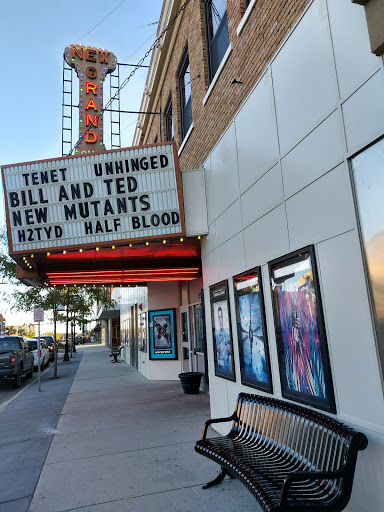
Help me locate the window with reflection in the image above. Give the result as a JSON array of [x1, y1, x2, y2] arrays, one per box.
[[352, 138, 384, 378], [165, 98, 173, 141], [204, 0, 230, 82], [179, 51, 192, 139]]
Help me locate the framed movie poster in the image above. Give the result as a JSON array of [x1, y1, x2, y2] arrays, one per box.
[[210, 281, 236, 381], [269, 246, 336, 413], [149, 309, 177, 360], [234, 267, 273, 393]]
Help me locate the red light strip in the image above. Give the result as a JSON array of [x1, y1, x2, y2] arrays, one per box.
[[46, 267, 199, 276], [48, 277, 196, 284]]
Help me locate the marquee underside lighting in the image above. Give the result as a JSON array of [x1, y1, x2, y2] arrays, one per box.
[[46, 267, 200, 285], [13, 238, 202, 287]]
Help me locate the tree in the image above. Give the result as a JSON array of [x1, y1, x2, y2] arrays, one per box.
[[0, 224, 116, 377]]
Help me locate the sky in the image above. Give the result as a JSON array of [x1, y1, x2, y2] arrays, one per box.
[[0, 0, 163, 326]]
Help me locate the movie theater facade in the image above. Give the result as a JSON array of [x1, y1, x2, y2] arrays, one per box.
[[127, 0, 384, 509], [2, 1, 384, 509]]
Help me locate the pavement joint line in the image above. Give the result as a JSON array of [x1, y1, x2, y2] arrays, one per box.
[[44, 439, 202, 465], [60, 394, 201, 411], [49, 413, 209, 435], [0, 363, 55, 413], [35, 482, 217, 512], [0, 495, 32, 505], [0, 462, 45, 477], [71, 374, 147, 382]]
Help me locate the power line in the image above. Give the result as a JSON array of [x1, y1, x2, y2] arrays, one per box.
[[75, 0, 129, 43], [69, 0, 191, 155]]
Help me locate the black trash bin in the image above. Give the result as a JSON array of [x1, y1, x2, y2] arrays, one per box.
[[178, 372, 203, 394]]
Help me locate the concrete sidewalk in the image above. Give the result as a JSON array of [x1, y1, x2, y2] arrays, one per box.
[[27, 345, 257, 512]]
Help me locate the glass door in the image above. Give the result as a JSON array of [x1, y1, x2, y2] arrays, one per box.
[[180, 308, 190, 372], [189, 304, 205, 374]]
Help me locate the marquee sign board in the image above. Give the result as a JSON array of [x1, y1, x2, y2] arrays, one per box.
[[2, 142, 185, 255]]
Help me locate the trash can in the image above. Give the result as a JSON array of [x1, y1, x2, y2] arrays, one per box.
[[178, 372, 203, 394]]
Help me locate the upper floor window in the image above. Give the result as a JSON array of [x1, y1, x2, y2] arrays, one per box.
[[204, 0, 230, 81], [179, 51, 192, 139], [165, 98, 174, 141]]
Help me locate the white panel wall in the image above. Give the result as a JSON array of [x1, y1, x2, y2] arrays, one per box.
[[281, 111, 345, 198], [241, 163, 284, 228], [342, 70, 384, 154], [272, 0, 339, 157], [285, 162, 357, 248], [209, 123, 240, 219], [201, 1, 384, 509], [181, 169, 208, 236], [244, 205, 290, 269], [235, 68, 279, 194], [327, 0, 381, 101]]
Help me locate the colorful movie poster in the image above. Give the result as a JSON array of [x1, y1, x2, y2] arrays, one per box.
[[149, 309, 177, 360], [210, 281, 236, 381], [234, 268, 273, 392], [270, 247, 335, 413]]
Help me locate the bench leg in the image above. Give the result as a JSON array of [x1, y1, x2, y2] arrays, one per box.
[[202, 467, 228, 489]]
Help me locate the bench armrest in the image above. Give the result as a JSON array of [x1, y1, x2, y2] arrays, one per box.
[[280, 469, 345, 506], [201, 412, 237, 440]]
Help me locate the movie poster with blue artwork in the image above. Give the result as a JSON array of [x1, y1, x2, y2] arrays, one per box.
[[234, 269, 272, 393], [269, 247, 335, 413], [210, 281, 236, 382]]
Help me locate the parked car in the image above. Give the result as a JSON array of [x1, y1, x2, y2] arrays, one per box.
[[39, 336, 55, 361], [0, 335, 34, 388], [25, 339, 50, 370]]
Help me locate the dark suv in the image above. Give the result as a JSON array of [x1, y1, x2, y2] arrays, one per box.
[[0, 335, 34, 388], [39, 336, 55, 361]]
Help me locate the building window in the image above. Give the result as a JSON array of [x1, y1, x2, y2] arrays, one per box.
[[179, 51, 192, 139], [165, 98, 174, 141], [204, 0, 230, 81], [154, 135, 158, 144], [351, 137, 384, 381]]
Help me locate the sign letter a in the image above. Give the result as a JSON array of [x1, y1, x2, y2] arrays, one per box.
[[85, 98, 98, 111]]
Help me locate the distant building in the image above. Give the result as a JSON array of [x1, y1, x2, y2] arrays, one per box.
[[0, 314, 5, 334], [5, 323, 36, 337]]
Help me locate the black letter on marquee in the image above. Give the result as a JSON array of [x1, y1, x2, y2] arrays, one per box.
[[132, 216, 140, 229], [171, 212, 180, 224], [151, 214, 160, 227], [94, 163, 103, 176], [64, 204, 77, 220], [139, 195, 150, 211], [161, 213, 170, 225], [84, 183, 94, 198], [59, 186, 69, 201], [12, 211, 22, 227], [160, 155, 168, 168], [127, 177, 137, 192], [9, 192, 19, 208]]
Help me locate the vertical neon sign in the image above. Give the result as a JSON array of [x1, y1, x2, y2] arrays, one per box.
[[64, 44, 117, 154]]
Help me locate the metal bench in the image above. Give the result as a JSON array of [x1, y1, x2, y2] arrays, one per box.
[[109, 346, 122, 363], [195, 393, 368, 512]]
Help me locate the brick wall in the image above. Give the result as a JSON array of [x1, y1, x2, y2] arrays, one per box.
[[143, 0, 312, 170]]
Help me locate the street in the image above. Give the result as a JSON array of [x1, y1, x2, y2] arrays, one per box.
[[0, 361, 54, 409]]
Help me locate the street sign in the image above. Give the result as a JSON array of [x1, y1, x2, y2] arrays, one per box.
[[34, 307, 44, 322]]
